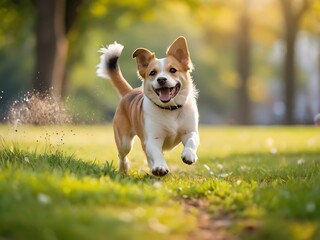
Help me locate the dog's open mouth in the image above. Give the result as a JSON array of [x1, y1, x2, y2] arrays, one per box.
[[155, 83, 181, 103]]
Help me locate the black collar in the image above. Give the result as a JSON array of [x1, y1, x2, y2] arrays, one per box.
[[146, 96, 183, 111], [154, 102, 183, 111]]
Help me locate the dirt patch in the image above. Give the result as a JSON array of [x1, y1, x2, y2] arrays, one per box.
[[183, 199, 263, 239], [183, 199, 235, 240], [183, 199, 236, 240], [7, 91, 72, 125]]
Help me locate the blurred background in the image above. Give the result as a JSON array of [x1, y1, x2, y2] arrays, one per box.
[[0, 0, 319, 125]]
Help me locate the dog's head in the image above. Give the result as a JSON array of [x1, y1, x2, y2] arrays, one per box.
[[132, 36, 194, 108]]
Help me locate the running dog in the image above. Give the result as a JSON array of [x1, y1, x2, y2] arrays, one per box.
[[96, 36, 199, 176]]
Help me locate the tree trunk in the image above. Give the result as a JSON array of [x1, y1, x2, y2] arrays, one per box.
[[236, 7, 251, 125], [280, 0, 311, 125], [52, 0, 68, 99], [283, 25, 297, 125], [318, 35, 320, 113], [34, 0, 67, 99], [34, 0, 56, 94], [61, 0, 83, 98]]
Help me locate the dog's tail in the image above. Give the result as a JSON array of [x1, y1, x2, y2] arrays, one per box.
[[96, 42, 132, 97]]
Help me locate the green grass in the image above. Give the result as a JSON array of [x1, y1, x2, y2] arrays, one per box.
[[0, 125, 320, 239]]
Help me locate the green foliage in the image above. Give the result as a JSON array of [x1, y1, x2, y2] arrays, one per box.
[[1, 0, 319, 123], [0, 145, 194, 239], [0, 125, 320, 239]]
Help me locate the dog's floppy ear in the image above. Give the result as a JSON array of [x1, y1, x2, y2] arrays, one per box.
[[132, 48, 155, 79], [166, 36, 193, 71]]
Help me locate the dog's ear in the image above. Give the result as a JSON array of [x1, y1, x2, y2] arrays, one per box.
[[166, 36, 193, 71], [132, 48, 155, 79]]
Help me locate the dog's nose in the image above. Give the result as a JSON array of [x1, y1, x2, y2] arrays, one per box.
[[157, 77, 167, 86]]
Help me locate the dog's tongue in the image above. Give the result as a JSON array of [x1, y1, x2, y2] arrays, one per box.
[[159, 88, 171, 102]]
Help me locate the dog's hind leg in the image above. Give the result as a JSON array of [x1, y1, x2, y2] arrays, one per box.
[[113, 118, 134, 173]]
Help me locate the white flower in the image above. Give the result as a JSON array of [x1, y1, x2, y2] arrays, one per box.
[[37, 193, 51, 205]]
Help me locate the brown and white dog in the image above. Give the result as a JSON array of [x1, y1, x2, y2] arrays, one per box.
[[96, 36, 199, 176]]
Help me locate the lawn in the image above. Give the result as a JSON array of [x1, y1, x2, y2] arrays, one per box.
[[0, 125, 319, 239]]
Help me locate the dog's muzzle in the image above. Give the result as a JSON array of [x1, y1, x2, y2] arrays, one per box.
[[154, 82, 181, 103]]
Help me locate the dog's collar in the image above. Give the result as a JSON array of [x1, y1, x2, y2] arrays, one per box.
[[154, 102, 183, 111], [146, 96, 183, 111]]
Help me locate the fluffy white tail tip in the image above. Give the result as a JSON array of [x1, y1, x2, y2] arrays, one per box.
[[96, 42, 124, 79]]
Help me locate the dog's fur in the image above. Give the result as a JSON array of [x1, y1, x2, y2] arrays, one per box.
[[97, 36, 199, 176]]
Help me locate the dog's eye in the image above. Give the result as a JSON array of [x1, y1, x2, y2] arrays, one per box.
[[169, 68, 177, 73], [149, 70, 157, 76]]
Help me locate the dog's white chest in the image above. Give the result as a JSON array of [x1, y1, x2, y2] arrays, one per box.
[[144, 108, 187, 151]]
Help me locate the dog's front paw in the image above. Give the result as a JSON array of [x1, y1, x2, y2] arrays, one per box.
[[182, 148, 198, 165], [152, 166, 169, 177]]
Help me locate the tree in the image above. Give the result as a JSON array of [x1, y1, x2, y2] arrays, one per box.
[[34, 0, 82, 99], [193, 0, 253, 124], [279, 0, 312, 124], [236, 1, 251, 124], [33, 0, 164, 99]]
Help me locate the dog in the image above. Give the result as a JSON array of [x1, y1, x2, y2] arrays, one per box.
[[96, 36, 199, 176]]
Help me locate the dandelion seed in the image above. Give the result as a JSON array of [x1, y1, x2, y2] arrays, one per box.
[[217, 163, 224, 169], [306, 202, 316, 213], [270, 147, 277, 154], [37, 193, 51, 205], [297, 159, 305, 165]]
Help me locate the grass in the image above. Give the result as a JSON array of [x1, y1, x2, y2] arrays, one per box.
[[0, 125, 320, 239]]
